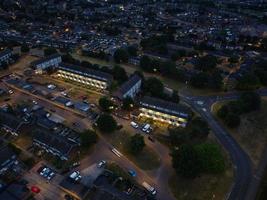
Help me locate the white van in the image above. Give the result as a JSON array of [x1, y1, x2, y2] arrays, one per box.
[[142, 182, 157, 195], [142, 124, 151, 133], [130, 121, 139, 129]]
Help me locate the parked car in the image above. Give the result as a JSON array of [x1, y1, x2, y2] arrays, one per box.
[[97, 160, 106, 168], [142, 124, 152, 133], [130, 121, 139, 129], [128, 169, 137, 177]]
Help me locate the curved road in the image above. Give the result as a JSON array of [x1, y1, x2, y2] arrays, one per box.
[[181, 88, 267, 200]]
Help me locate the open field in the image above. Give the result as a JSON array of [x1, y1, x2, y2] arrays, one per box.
[[212, 98, 267, 168], [169, 164, 233, 200], [105, 130, 161, 171]]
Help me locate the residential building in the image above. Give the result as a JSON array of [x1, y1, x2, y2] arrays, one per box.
[[139, 96, 191, 127], [0, 181, 31, 200], [114, 74, 142, 100], [56, 63, 113, 90], [0, 145, 17, 175], [0, 111, 24, 136], [0, 49, 12, 64], [31, 53, 62, 74], [32, 131, 78, 160]]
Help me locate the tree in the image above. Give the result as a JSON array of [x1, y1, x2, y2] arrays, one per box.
[[190, 117, 210, 139], [140, 55, 153, 72], [80, 130, 98, 149], [96, 114, 117, 133], [122, 97, 134, 110], [127, 46, 138, 57], [21, 43, 29, 53], [190, 72, 209, 88], [129, 134, 145, 154], [236, 73, 260, 90], [114, 48, 129, 63], [171, 49, 186, 61], [195, 143, 225, 174], [98, 97, 114, 112], [209, 70, 223, 89], [240, 91, 261, 112], [228, 55, 240, 63], [196, 55, 218, 72], [143, 77, 164, 97], [169, 128, 190, 146], [44, 47, 57, 56], [224, 113, 240, 128], [112, 65, 128, 84], [217, 104, 229, 119], [171, 144, 201, 178], [227, 101, 242, 115]]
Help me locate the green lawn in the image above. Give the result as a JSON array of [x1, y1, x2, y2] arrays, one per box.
[[105, 130, 161, 171], [212, 99, 267, 168]]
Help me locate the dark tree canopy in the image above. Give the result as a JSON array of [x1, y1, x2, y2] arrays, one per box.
[[240, 91, 261, 112], [236, 73, 260, 90], [98, 96, 114, 112], [80, 129, 98, 148], [112, 65, 128, 84], [129, 134, 145, 154], [44, 47, 57, 56], [143, 77, 164, 98], [114, 48, 129, 63], [122, 97, 135, 111], [172, 144, 201, 178], [96, 114, 117, 133]]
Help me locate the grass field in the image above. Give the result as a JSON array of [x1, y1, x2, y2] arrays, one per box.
[[169, 163, 233, 200], [212, 98, 267, 168], [105, 130, 161, 171]]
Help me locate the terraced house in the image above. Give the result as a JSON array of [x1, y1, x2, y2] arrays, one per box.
[[139, 96, 191, 127], [115, 74, 142, 100], [31, 53, 62, 74], [0, 49, 12, 64], [56, 63, 113, 90]]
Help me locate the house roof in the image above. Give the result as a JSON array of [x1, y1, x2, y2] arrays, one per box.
[[31, 53, 61, 66], [140, 96, 191, 118], [0, 49, 12, 58], [115, 74, 141, 99], [33, 131, 77, 156], [58, 63, 113, 83], [0, 145, 16, 167], [0, 111, 22, 131]]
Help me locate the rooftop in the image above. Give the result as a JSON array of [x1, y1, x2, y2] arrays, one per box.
[[33, 131, 78, 156], [58, 63, 113, 83], [31, 53, 61, 66], [140, 96, 191, 118], [115, 74, 141, 99], [0, 49, 12, 58]]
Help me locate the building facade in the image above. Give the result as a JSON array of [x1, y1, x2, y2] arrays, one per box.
[[32, 54, 62, 74], [56, 63, 113, 90], [139, 96, 191, 127], [115, 74, 142, 100]]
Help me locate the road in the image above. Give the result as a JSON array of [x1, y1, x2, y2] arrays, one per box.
[[5, 81, 176, 200], [5, 70, 267, 200], [180, 88, 267, 200]]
